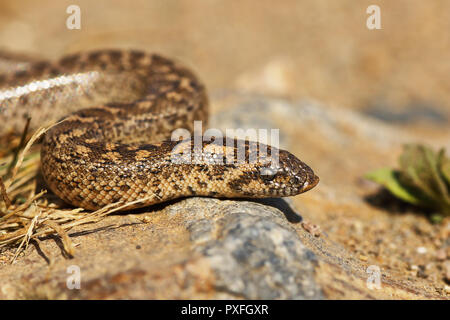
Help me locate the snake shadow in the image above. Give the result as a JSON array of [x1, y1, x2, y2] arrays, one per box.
[[118, 196, 303, 223], [103, 197, 303, 226], [242, 197, 303, 223]]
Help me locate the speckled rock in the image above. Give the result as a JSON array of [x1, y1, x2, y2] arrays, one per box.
[[0, 198, 323, 299], [173, 199, 323, 299]]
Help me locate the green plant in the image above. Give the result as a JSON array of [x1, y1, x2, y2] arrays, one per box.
[[365, 144, 450, 216]]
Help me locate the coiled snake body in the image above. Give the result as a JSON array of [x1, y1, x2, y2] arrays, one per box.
[[0, 49, 319, 210]]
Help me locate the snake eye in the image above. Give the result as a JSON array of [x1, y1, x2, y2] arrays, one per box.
[[260, 167, 278, 181], [262, 174, 276, 182]]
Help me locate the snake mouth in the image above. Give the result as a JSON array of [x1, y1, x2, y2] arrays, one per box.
[[301, 173, 320, 192]]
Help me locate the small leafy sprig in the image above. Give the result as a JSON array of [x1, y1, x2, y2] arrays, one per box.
[[365, 144, 450, 216]]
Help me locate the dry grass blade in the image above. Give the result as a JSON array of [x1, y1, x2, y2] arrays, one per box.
[[1, 190, 46, 220], [0, 116, 167, 261], [11, 210, 43, 263], [6, 117, 31, 177], [43, 220, 74, 256], [0, 120, 159, 261], [4, 125, 47, 191], [0, 176, 11, 209]]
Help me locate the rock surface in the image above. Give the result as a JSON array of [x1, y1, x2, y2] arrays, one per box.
[[0, 198, 323, 299]]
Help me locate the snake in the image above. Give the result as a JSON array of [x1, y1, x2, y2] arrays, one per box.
[[0, 49, 319, 210]]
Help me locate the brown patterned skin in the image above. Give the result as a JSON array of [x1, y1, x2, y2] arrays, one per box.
[[0, 49, 319, 210]]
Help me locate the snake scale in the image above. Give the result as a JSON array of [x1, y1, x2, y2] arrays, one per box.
[[0, 49, 319, 210]]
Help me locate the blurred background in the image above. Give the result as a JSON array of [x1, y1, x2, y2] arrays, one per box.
[[0, 0, 448, 133]]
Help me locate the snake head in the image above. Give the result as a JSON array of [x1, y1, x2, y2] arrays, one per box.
[[172, 138, 318, 200], [227, 147, 319, 198]]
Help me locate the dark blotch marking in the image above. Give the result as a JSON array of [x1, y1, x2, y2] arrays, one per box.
[[75, 107, 114, 119], [197, 181, 207, 188], [32, 61, 51, 74], [227, 178, 244, 192], [113, 145, 137, 158], [130, 51, 145, 61], [108, 50, 123, 63], [120, 185, 130, 192], [19, 95, 29, 105], [14, 70, 28, 79], [59, 55, 80, 69], [112, 195, 122, 203], [88, 51, 102, 61], [90, 200, 99, 207]]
